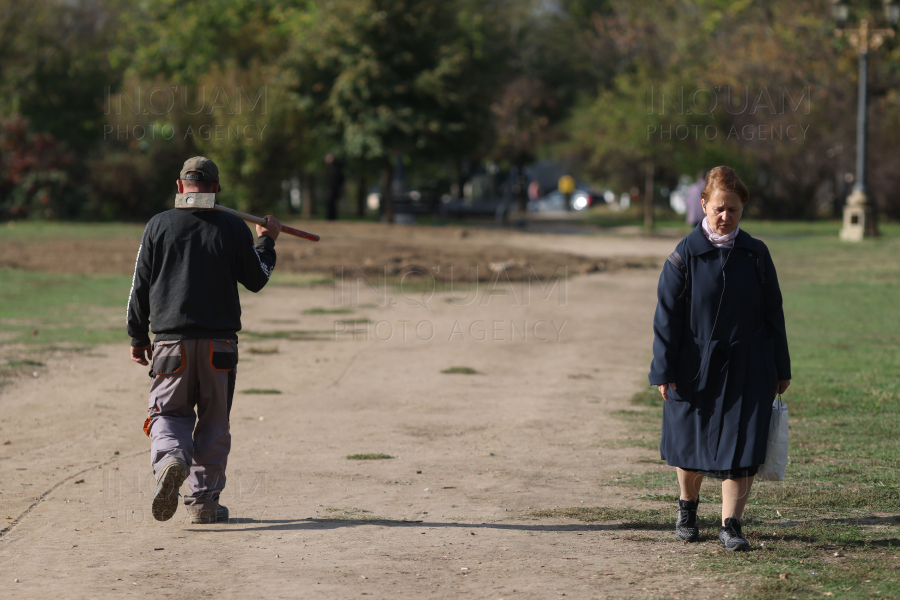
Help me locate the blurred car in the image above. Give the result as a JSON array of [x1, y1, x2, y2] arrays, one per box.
[[527, 189, 594, 212]]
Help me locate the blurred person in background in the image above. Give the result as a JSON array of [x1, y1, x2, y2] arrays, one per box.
[[685, 170, 706, 227]]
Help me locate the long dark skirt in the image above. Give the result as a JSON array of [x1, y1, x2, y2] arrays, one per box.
[[681, 465, 759, 480]]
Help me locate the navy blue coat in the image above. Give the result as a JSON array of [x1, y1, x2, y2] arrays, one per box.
[[648, 226, 791, 471]]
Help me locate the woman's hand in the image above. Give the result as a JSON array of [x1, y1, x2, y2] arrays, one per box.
[[658, 382, 677, 401], [776, 379, 790, 394]]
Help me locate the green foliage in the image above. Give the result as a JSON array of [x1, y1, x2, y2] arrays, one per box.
[[287, 0, 504, 164], [0, 117, 81, 220], [562, 0, 900, 218], [3, 0, 900, 220], [112, 0, 296, 83], [0, 0, 123, 153]]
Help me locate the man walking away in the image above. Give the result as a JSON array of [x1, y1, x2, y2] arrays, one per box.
[[127, 156, 282, 524]]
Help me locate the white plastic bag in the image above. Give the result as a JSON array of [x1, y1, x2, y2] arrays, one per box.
[[757, 397, 789, 481]]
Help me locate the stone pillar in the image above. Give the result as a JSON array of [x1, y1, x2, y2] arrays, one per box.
[[839, 190, 876, 241]]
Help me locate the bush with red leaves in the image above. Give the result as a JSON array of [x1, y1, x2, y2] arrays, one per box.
[[0, 115, 84, 220]]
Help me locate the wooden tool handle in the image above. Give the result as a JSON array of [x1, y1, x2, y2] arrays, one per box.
[[280, 224, 320, 242], [214, 204, 267, 225], [213, 204, 320, 242]]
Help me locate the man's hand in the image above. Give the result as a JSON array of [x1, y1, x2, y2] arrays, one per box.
[[131, 344, 153, 366], [776, 379, 791, 395], [657, 382, 677, 402], [257, 215, 282, 241]]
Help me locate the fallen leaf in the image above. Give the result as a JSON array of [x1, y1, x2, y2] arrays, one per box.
[[822, 593, 834, 597], [779, 573, 791, 580], [74, 479, 85, 484], [3, 441, 10, 445]]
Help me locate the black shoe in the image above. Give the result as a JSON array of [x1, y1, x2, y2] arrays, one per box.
[[151, 459, 189, 522], [190, 504, 229, 524], [675, 498, 699, 542], [718, 518, 750, 551]]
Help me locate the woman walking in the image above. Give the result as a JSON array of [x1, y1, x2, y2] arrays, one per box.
[[648, 166, 791, 551]]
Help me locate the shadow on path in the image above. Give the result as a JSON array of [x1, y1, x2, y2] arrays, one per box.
[[185, 518, 621, 533]]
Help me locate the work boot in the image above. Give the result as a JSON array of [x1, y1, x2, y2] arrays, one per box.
[[675, 498, 699, 542], [718, 517, 750, 551], [151, 458, 189, 522], [190, 504, 229, 524]]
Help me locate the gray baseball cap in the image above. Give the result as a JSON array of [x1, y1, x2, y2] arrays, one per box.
[[179, 156, 219, 182]]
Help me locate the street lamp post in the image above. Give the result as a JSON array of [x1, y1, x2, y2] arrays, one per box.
[[832, 0, 898, 241]]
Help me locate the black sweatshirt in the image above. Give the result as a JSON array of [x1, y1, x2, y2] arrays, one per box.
[[126, 208, 276, 347]]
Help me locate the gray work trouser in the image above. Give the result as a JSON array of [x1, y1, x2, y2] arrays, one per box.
[[144, 339, 237, 518]]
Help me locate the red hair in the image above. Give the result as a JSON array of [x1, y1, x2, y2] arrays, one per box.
[[701, 166, 749, 205]]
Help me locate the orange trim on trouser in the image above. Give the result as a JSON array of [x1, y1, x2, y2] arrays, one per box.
[[209, 339, 234, 372], [171, 343, 186, 374]]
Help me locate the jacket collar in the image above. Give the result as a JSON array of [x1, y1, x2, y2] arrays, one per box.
[[684, 224, 754, 255]]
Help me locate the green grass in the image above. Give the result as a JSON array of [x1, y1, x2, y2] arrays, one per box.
[[0, 221, 144, 241], [240, 388, 282, 395], [346, 453, 394, 460], [585, 221, 900, 599], [440, 366, 479, 375], [529, 506, 669, 527], [0, 358, 46, 380], [0, 268, 131, 346], [302, 307, 354, 314]]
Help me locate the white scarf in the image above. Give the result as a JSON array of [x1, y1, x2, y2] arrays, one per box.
[[701, 216, 740, 248]]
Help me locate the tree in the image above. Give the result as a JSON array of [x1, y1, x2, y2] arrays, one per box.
[[286, 0, 504, 221], [563, 0, 900, 219]]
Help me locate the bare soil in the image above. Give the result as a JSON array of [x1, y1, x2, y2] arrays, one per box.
[[0, 222, 742, 599], [0, 221, 668, 280]]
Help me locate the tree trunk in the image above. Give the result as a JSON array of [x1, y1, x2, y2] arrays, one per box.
[[301, 171, 316, 219], [644, 160, 654, 230], [356, 172, 367, 218], [516, 160, 527, 213], [380, 161, 394, 223]]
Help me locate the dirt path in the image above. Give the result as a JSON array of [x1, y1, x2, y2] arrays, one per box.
[[0, 226, 740, 599]]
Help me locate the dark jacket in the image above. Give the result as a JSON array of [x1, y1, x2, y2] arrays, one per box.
[[648, 226, 790, 471], [126, 208, 276, 347]]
